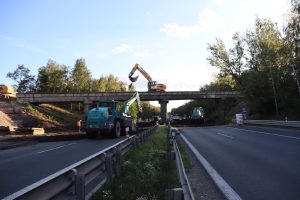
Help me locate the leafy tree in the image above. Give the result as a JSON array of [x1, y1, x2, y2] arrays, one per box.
[[106, 74, 126, 92], [207, 32, 246, 84], [70, 58, 92, 92], [6, 65, 36, 93], [141, 102, 160, 120], [285, 0, 300, 94], [36, 60, 69, 93]]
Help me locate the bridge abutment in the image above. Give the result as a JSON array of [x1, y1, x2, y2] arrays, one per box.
[[159, 100, 168, 124]]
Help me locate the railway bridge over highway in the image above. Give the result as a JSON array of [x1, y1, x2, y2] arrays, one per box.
[[17, 91, 241, 123]]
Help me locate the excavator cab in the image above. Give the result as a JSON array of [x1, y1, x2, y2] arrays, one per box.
[[148, 81, 158, 90]]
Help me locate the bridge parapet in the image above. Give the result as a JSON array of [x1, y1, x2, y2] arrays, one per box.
[[17, 91, 242, 124], [17, 91, 241, 104]]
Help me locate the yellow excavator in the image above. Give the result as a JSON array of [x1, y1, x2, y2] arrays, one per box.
[[128, 63, 166, 92]]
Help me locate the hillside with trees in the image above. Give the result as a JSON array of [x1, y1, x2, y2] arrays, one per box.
[[6, 58, 160, 126], [172, 0, 300, 121]]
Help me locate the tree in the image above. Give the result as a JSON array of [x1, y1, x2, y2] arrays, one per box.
[[6, 65, 36, 93], [207, 32, 246, 84], [70, 58, 92, 92], [285, 0, 300, 94], [243, 18, 297, 116], [36, 60, 69, 93]]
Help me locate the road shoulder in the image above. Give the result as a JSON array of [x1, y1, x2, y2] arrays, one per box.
[[177, 136, 226, 200]]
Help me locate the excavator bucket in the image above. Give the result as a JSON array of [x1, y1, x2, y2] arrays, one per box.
[[129, 75, 139, 82]]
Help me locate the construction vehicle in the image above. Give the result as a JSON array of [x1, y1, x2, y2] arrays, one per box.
[[191, 107, 205, 123], [85, 92, 142, 138], [128, 63, 166, 92]]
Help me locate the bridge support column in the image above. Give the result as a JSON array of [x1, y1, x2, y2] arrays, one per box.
[[159, 100, 169, 124], [84, 100, 91, 116], [216, 98, 225, 124]]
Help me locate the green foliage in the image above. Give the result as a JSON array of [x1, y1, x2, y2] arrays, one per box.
[[6, 65, 36, 93], [207, 32, 245, 83], [141, 101, 160, 120], [204, 7, 300, 119], [36, 60, 69, 93], [70, 58, 92, 92], [92, 128, 180, 200], [285, 0, 300, 95], [9, 58, 129, 94]]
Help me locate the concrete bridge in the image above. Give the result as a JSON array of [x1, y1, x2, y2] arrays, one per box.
[[17, 91, 241, 123]]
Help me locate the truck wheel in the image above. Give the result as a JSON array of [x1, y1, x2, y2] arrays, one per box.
[[112, 121, 121, 138]]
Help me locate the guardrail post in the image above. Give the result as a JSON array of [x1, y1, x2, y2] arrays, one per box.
[[104, 153, 113, 181], [165, 188, 183, 200], [73, 169, 86, 200], [115, 147, 122, 177]]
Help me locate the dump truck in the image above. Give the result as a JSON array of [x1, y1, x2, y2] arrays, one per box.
[[128, 63, 166, 92], [85, 91, 142, 138]]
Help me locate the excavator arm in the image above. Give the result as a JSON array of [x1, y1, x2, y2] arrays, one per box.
[[128, 63, 153, 82], [128, 63, 166, 92], [122, 91, 142, 116]]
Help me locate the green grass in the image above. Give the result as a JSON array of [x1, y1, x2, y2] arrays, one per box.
[[27, 105, 61, 126], [92, 127, 180, 200], [176, 139, 192, 172]]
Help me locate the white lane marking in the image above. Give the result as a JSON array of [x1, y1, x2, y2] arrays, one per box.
[[216, 132, 234, 139], [36, 143, 77, 154], [180, 133, 242, 200], [228, 127, 300, 140]]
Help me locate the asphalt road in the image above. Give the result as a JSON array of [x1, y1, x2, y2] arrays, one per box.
[[0, 136, 128, 199], [180, 125, 300, 200]]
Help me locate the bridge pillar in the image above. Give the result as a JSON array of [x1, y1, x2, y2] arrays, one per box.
[[159, 100, 169, 124], [216, 98, 225, 124], [84, 100, 92, 115]]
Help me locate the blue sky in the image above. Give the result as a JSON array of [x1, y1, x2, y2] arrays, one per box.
[[0, 0, 290, 110]]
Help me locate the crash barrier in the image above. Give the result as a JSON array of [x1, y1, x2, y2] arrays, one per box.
[[3, 126, 157, 200], [244, 120, 300, 128], [166, 127, 194, 200]]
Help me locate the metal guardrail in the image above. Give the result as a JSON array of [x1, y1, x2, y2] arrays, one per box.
[[3, 126, 157, 200], [244, 120, 300, 128], [168, 127, 195, 200]]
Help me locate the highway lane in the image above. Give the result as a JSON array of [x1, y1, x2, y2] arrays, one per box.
[[180, 125, 300, 200], [0, 136, 128, 199]]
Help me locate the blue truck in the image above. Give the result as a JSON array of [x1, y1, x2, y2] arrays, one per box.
[[85, 92, 142, 138], [191, 107, 205, 123]]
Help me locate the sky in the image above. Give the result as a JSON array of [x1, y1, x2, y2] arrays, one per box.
[[0, 0, 290, 111]]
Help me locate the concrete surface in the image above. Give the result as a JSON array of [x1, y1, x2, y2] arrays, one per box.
[[179, 125, 300, 200], [0, 136, 128, 199]]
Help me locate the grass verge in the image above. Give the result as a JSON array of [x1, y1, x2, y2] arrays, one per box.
[[176, 139, 192, 172], [92, 127, 180, 200]]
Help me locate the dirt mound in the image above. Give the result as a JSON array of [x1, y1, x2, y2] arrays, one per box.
[[0, 99, 40, 128], [0, 111, 13, 127]]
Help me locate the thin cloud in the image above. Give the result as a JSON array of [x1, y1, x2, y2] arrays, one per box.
[[113, 43, 132, 53], [160, 8, 223, 39], [0, 34, 46, 54], [134, 50, 150, 60], [212, 0, 226, 5]]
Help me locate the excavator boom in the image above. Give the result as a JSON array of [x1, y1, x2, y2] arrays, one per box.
[[128, 63, 153, 82], [123, 91, 142, 115], [128, 63, 166, 92]]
